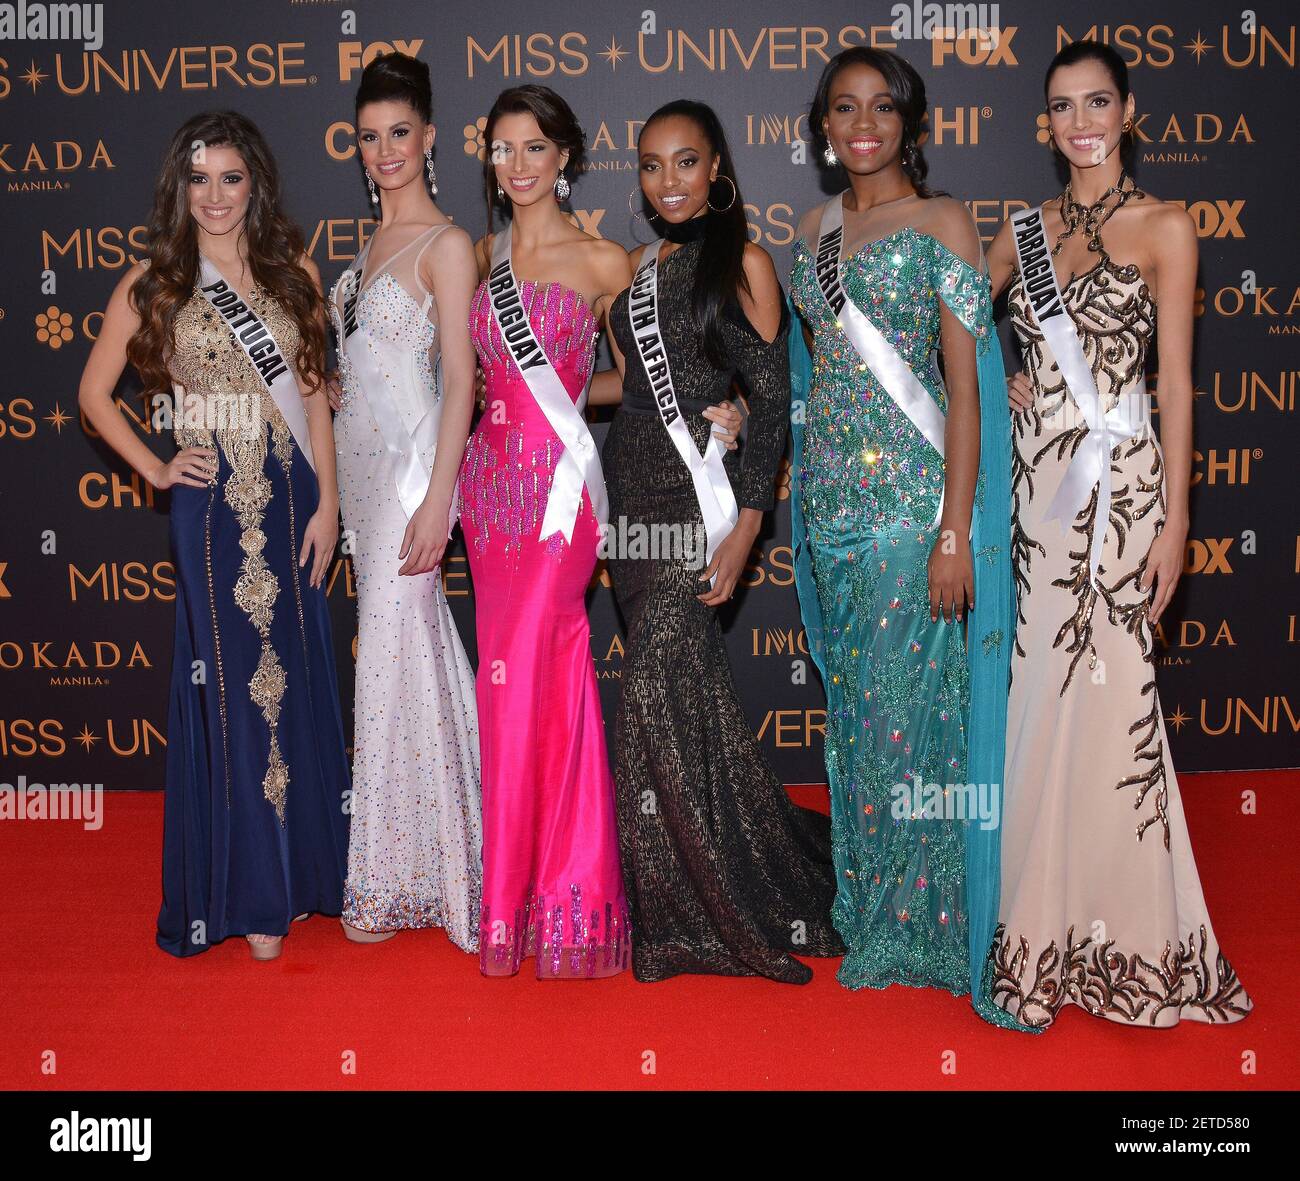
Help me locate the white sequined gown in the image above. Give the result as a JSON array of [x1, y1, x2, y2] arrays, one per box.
[[329, 223, 482, 948]]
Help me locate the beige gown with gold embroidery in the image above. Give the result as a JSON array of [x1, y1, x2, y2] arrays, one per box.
[[989, 246, 1251, 1028]]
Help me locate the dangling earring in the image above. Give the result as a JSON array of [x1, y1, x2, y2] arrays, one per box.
[[902, 141, 917, 170], [554, 171, 571, 202], [706, 175, 737, 213], [823, 144, 839, 167], [496, 182, 504, 200], [425, 147, 438, 196], [365, 170, 378, 207]]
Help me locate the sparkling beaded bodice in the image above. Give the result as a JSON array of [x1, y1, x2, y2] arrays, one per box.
[[469, 279, 599, 401], [461, 281, 601, 560], [790, 227, 992, 530], [330, 270, 439, 408]]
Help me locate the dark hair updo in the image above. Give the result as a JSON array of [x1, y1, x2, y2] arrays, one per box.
[[809, 46, 938, 198], [482, 84, 586, 223], [354, 51, 433, 123], [1043, 40, 1135, 160]]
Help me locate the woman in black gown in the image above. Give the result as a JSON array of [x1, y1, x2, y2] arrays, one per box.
[[602, 101, 843, 983]]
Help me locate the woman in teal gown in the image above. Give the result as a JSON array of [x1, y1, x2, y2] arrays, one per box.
[[787, 47, 1015, 1020]]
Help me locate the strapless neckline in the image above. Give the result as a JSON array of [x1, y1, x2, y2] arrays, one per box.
[[475, 277, 597, 324]]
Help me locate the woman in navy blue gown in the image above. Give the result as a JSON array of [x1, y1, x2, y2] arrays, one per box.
[[79, 112, 350, 960]]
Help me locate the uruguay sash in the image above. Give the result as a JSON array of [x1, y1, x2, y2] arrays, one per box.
[[197, 255, 315, 471], [629, 239, 738, 571], [487, 223, 607, 543], [813, 192, 948, 465], [1010, 205, 1155, 586], [333, 232, 452, 525]]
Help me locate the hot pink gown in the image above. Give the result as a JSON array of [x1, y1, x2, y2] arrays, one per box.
[[460, 278, 630, 979]]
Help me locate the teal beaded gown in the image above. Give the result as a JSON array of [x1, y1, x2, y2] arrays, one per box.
[[789, 221, 1014, 1013]]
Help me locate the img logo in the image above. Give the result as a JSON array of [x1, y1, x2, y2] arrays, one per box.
[[0, 2, 104, 51]]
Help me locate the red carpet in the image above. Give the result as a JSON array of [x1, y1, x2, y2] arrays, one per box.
[[1, 773, 1293, 1091]]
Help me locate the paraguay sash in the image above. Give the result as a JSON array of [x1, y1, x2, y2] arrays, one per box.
[[1010, 205, 1154, 587], [487, 223, 607, 543], [334, 234, 451, 525], [197, 255, 315, 471], [629, 239, 738, 572], [814, 193, 948, 463]]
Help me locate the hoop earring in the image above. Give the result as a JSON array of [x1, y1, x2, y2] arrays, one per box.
[[706, 174, 737, 213], [425, 147, 437, 196], [365, 170, 378, 207], [823, 144, 839, 167], [628, 187, 648, 223], [554, 171, 571, 201], [1123, 118, 1134, 133]]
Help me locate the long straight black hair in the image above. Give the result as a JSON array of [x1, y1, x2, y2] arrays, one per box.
[[637, 100, 748, 370]]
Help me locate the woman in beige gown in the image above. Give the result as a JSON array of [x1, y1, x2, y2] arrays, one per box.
[[980, 40, 1251, 1030]]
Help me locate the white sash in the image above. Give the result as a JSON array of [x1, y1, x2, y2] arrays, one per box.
[[487, 223, 607, 544], [1010, 205, 1155, 586], [334, 231, 453, 526], [629, 239, 738, 571], [197, 255, 315, 471], [815, 193, 948, 461]]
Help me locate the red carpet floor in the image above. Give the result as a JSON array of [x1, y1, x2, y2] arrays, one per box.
[[1, 773, 1293, 1091]]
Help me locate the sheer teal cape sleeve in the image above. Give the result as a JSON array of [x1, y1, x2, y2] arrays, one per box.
[[787, 259, 1028, 1027]]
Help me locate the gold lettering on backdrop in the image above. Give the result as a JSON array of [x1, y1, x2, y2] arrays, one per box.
[[465, 32, 588, 77], [52, 44, 309, 95], [40, 226, 149, 271], [755, 709, 827, 747], [1211, 371, 1300, 413], [1200, 698, 1300, 736], [0, 719, 67, 758], [67, 562, 176, 602], [1056, 25, 1176, 68], [1219, 24, 1296, 68], [79, 471, 158, 510]]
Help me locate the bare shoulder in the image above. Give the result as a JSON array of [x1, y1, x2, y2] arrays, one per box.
[[582, 233, 633, 290], [473, 232, 493, 276], [427, 221, 476, 263], [297, 251, 321, 281], [741, 241, 781, 297], [1133, 193, 1195, 236], [115, 259, 152, 311]]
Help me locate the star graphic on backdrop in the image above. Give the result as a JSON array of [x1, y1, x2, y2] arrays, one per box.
[[22, 61, 47, 91], [76, 725, 100, 751], [1166, 706, 1189, 733], [601, 38, 627, 70], [45, 403, 71, 433], [1185, 32, 1212, 62]]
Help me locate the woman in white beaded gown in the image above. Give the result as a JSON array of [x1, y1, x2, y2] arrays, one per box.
[[327, 52, 482, 947]]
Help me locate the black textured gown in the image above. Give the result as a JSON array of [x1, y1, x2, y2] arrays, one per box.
[[604, 235, 843, 983]]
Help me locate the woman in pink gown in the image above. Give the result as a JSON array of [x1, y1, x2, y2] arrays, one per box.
[[459, 85, 633, 978]]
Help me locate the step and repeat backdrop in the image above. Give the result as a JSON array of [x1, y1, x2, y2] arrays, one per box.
[[1, 0, 1295, 788]]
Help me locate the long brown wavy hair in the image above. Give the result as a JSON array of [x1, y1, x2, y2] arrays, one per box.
[[127, 111, 326, 396]]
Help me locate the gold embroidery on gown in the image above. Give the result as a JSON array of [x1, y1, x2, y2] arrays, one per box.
[[169, 285, 303, 822]]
